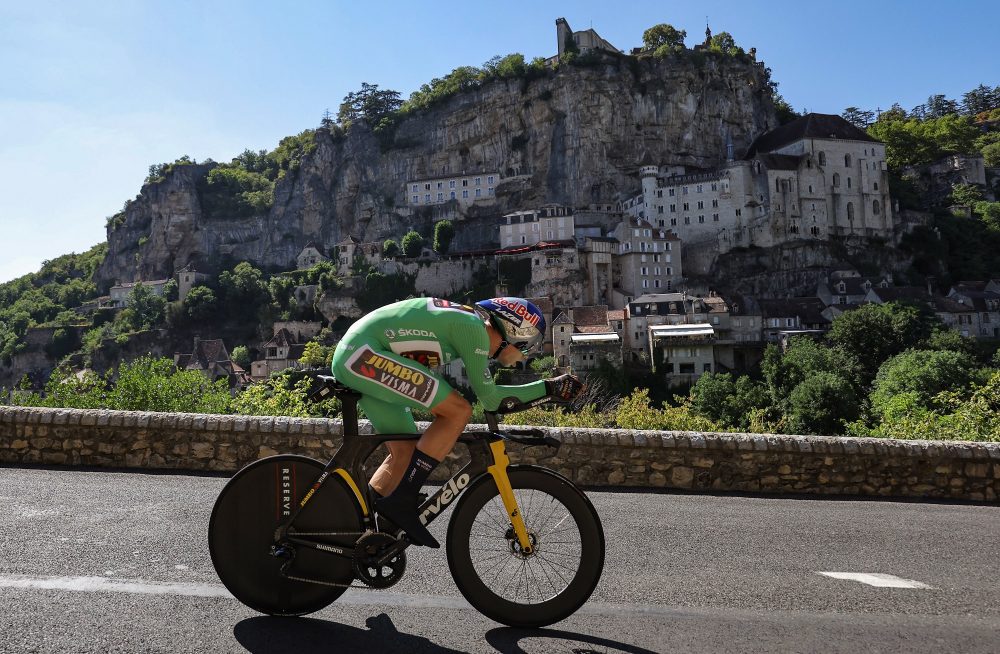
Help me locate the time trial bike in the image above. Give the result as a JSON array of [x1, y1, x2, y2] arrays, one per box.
[[208, 374, 605, 628]]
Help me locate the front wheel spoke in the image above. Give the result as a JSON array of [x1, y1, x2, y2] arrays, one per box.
[[533, 551, 578, 577]]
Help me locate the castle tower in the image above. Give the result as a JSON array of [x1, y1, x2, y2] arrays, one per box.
[[556, 18, 572, 56], [640, 164, 659, 201]]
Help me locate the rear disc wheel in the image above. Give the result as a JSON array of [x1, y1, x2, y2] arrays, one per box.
[[208, 455, 363, 616]]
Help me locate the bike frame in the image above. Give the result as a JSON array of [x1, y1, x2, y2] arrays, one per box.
[[273, 387, 535, 568]]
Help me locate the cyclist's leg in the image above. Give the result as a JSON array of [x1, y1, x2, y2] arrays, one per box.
[[357, 395, 417, 496], [332, 339, 463, 546]]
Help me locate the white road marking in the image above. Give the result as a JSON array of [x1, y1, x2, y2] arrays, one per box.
[[0, 573, 682, 617], [816, 572, 933, 589]]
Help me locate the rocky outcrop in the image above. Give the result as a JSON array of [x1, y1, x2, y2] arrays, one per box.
[[97, 55, 776, 287]]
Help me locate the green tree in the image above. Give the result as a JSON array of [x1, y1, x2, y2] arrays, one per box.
[[870, 349, 981, 419], [183, 285, 217, 323], [707, 31, 744, 56], [825, 302, 937, 385], [761, 338, 849, 406], [641, 24, 686, 54], [962, 84, 1000, 116], [980, 141, 1000, 167], [299, 341, 332, 368], [337, 82, 403, 127], [689, 372, 771, 429], [401, 231, 424, 257], [841, 107, 876, 129], [219, 262, 269, 315], [383, 239, 400, 257], [773, 94, 800, 125], [433, 220, 455, 254], [230, 345, 251, 369], [973, 201, 1000, 231], [951, 182, 984, 207], [161, 279, 179, 302], [121, 283, 166, 331], [786, 373, 859, 435]]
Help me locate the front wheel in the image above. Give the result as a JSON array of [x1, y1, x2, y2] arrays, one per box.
[[446, 466, 605, 628]]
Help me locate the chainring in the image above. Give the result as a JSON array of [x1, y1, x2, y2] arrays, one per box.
[[353, 531, 407, 589]]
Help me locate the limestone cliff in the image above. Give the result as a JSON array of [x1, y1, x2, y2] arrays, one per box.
[[97, 54, 776, 287]]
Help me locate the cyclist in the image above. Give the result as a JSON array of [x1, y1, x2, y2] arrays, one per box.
[[330, 296, 584, 548]]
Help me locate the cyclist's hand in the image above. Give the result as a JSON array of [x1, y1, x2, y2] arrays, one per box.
[[544, 374, 585, 403]]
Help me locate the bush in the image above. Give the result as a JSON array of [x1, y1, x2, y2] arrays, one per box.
[[786, 373, 858, 435], [870, 349, 982, 419], [401, 231, 424, 257]]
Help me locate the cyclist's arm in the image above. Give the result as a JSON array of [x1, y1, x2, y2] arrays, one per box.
[[450, 321, 547, 411]]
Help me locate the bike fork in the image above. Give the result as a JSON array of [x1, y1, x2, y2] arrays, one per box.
[[486, 441, 533, 554]]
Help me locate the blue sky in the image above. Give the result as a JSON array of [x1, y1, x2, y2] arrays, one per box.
[[1, 0, 996, 283]]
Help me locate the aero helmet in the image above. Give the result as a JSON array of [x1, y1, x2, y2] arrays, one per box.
[[476, 297, 546, 357]]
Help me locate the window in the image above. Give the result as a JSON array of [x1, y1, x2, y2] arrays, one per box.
[[489, 187, 494, 195], [267, 348, 278, 357], [411, 184, 418, 192], [475, 177, 482, 185], [684, 217, 690, 224], [736, 209, 742, 217], [424, 194, 431, 203], [697, 185, 703, 193], [873, 199, 881, 215], [698, 215, 705, 223], [845, 154, 852, 167], [670, 204, 676, 212], [654, 279, 661, 288], [450, 191, 456, 199], [833, 173, 840, 187], [449, 180, 455, 188], [668, 188, 675, 196], [437, 182, 443, 189], [488, 175, 495, 184], [697, 201, 704, 209], [412, 195, 419, 203], [683, 202, 689, 211], [670, 218, 677, 226], [437, 192, 443, 201], [642, 280, 648, 289], [712, 199, 718, 208], [641, 267, 648, 275], [711, 182, 717, 191], [683, 187, 689, 195], [847, 202, 855, 221], [462, 179, 468, 187], [703, 363, 712, 373], [847, 177, 852, 188], [808, 185, 813, 193], [874, 182, 879, 190], [713, 213, 719, 221], [462, 190, 468, 198], [475, 188, 481, 197], [679, 363, 695, 374]]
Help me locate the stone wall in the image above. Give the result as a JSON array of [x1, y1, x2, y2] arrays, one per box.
[[1, 406, 997, 502]]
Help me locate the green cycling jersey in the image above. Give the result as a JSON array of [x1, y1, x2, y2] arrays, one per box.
[[330, 298, 547, 427]]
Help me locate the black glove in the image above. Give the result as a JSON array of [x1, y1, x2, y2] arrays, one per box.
[[545, 374, 584, 403]]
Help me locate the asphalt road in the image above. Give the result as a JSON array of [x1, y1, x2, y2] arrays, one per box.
[[0, 465, 998, 653]]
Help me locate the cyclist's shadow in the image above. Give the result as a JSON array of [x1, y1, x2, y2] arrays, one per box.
[[233, 613, 467, 654]]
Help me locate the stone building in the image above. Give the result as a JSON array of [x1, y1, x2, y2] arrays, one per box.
[[174, 338, 246, 388], [296, 244, 329, 270], [947, 282, 1000, 339], [108, 279, 172, 308], [250, 329, 306, 381], [625, 293, 718, 380], [176, 266, 210, 302], [551, 17, 620, 62], [550, 305, 619, 370], [624, 113, 896, 260], [406, 171, 499, 208], [609, 218, 682, 305], [757, 298, 830, 343], [500, 204, 574, 248]]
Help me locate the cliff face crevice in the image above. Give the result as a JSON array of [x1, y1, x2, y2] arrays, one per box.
[[98, 55, 776, 286]]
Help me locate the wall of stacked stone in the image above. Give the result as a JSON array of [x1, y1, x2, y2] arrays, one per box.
[[1, 406, 998, 502]]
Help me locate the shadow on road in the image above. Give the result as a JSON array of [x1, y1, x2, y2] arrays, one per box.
[[485, 627, 659, 654], [234, 613, 467, 653]]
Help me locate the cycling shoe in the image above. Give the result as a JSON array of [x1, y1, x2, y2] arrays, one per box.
[[375, 493, 440, 548]]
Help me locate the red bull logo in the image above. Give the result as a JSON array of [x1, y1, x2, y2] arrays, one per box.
[[492, 298, 540, 326]]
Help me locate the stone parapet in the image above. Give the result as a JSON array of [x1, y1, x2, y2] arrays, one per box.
[[1, 406, 997, 502]]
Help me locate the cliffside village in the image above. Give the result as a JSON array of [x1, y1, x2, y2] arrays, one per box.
[[67, 19, 992, 392], [96, 109, 996, 392]]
